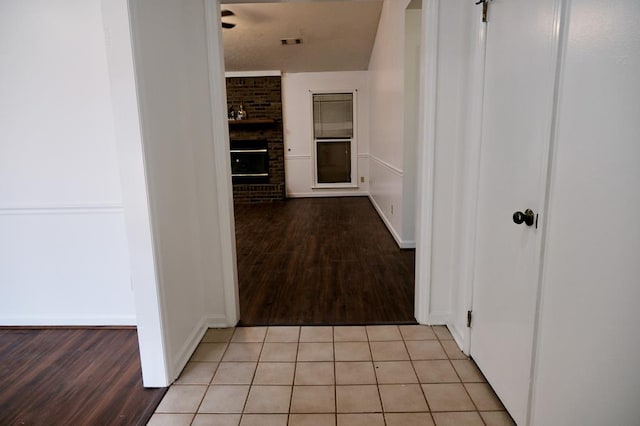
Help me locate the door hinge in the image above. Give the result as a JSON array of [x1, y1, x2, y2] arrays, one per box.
[[475, 0, 489, 23], [467, 310, 472, 327]]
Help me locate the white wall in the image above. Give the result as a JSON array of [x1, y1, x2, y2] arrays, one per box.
[[282, 71, 370, 197], [368, 0, 414, 247], [401, 5, 421, 251], [0, 0, 135, 325], [531, 0, 640, 423], [128, 0, 236, 384]]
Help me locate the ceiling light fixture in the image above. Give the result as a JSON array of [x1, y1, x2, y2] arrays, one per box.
[[281, 38, 303, 45], [221, 9, 235, 29]]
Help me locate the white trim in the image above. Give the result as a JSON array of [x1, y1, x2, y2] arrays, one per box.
[[0, 315, 137, 326], [528, 1, 569, 424], [456, 3, 488, 355], [169, 313, 230, 383], [369, 154, 404, 177], [206, 314, 230, 328], [225, 70, 281, 77], [287, 191, 368, 198], [368, 194, 416, 249], [448, 321, 466, 348], [0, 203, 124, 215], [414, 0, 439, 325], [170, 316, 207, 382], [310, 90, 359, 188], [286, 153, 369, 161], [110, 0, 170, 388], [285, 154, 312, 160], [311, 183, 359, 189], [205, 0, 240, 327], [425, 311, 448, 325]]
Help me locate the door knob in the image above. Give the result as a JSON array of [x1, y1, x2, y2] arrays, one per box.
[[513, 209, 535, 226]]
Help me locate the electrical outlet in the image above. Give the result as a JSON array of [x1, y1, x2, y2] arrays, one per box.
[[360, 176, 365, 183]]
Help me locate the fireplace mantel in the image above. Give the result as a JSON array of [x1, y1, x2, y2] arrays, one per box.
[[228, 118, 275, 126]]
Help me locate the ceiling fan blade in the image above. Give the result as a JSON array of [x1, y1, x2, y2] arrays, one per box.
[[222, 22, 236, 29], [221, 10, 234, 17]]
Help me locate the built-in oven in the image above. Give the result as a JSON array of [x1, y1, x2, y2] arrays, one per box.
[[230, 139, 269, 184]]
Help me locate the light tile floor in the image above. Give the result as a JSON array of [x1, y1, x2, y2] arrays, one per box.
[[149, 325, 515, 426]]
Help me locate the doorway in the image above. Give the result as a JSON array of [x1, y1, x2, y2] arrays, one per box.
[[220, 0, 422, 326]]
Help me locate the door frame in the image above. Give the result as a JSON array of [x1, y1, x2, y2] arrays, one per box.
[[208, 0, 446, 328], [413, 0, 440, 325], [207, 0, 461, 332], [447, 2, 487, 353], [204, 0, 241, 327]]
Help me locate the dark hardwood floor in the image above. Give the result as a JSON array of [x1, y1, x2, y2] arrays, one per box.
[[234, 196, 416, 325], [0, 328, 166, 425]]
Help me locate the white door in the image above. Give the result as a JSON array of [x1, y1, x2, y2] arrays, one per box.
[[470, 1, 561, 424]]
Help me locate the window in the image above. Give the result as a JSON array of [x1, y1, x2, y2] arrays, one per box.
[[312, 92, 357, 187]]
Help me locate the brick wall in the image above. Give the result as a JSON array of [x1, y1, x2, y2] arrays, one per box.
[[226, 76, 285, 203]]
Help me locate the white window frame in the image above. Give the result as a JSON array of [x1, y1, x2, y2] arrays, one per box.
[[310, 90, 358, 189]]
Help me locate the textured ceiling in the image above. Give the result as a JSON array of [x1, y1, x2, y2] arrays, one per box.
[[220, 1, 383, 72]]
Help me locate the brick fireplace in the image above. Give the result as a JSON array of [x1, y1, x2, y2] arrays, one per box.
[[226, 76, 285, 203]]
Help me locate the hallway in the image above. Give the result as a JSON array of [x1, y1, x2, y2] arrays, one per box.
[[149, 325, 513, 425], [234, 197, 415, 325]]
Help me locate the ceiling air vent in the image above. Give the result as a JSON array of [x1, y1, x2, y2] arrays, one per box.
[[281, 38, 302, 45]]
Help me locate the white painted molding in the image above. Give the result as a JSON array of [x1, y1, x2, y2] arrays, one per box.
[[369, 154, 404, 176], [455, 2, 488, 356], [287, 191, 368, 198], [205, 0, 240, 327], [413, 0, 440, 325], [368, 194, 415, 249], [0, 315, 136, 326], [357, 153, 370, 159], [225, 70, 282, 77], [170, 316, 207, 383], [286, 153, 369, 161], [448, 322, 467, 354], [168, 314, 231, 383], [528, 1, 569, 424], [448, 323, 466, 353], [285, 154, 313, 160], [0, 203, 124, 215], [206, 314, 230, 328], [426, 311, 449, 325], [105, 0, 169, 388]]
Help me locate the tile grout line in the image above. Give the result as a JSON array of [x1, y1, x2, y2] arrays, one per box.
[[239, 327, 266, 422], [157, 325, 509, 426], [365, 325, 388, 425], [286, 326, 301, 423], [188, 329, 232, 425], [332, 326, 337, 426], [436, 328, 488, 426], [399, 324, 435, 426]]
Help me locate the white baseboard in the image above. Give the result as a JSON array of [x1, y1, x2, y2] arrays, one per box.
[[367, 194, 415, 249], [169, 314, 233, 383], [170, 316, 208, 383], [286, 191, 368, 198], [0, 315, 136, 326], [206, 314, 232, 328], [426, 311, 449, 325], [448, 322, 466, 353]]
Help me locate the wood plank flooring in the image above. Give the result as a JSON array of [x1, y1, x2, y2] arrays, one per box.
[[234, 197, 416, 325], [0, 328, 166, 425]]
